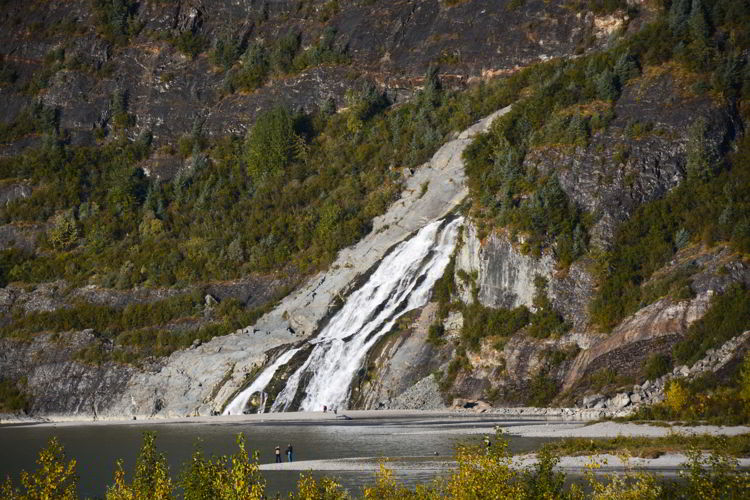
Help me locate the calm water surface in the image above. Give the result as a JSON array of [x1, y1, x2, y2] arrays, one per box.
[[0, 416, 555, 498]]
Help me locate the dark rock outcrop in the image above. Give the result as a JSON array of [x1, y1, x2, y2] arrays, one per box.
[[0, 330, 135, 416], [0, 0, 623, 151]]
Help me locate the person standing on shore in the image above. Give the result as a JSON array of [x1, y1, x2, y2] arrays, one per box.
[[286, 443, 294, 462], [275, 445, 281, 463]]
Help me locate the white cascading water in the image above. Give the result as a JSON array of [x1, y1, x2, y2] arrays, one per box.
[[222, 347, 300, 415], [269, 217, 463, 412]]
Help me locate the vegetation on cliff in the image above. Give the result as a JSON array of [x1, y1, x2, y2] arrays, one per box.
[[0, 63, 520, 363], [431, 0, 750, 408], [460, 0, 750, 327]]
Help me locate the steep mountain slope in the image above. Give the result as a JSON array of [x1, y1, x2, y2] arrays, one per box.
[[2, 0, 750, 422]]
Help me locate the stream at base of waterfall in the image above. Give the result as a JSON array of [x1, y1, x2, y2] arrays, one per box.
[[224, 217, 462, 415]]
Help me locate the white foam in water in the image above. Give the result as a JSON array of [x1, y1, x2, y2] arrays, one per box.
[[223, 348, 301, 415], [270, 217, 463, 412]]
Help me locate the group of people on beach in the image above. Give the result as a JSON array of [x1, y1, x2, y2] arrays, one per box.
[[272, 406, 343, 464], [274, 444, 293, 463]]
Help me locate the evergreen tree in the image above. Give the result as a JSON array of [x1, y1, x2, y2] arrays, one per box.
[[245, 106, 300, 180]]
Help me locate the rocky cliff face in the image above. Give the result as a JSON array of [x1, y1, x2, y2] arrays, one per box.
[[358, 56, 746, 411], [0, 105, 502, 419], [2, 0, 748, 420], [0, 330, 135, 416], [0, 0, 612, 152], [0, 0, 633, 418]]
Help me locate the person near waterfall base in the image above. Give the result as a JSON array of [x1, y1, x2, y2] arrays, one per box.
[[275, 445, 281, 463], [286, 444, 294, 462]]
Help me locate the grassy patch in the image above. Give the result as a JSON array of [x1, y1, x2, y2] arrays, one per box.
[[538, 434, 750, 458]]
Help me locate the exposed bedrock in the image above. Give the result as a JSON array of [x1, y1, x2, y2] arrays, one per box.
[[352, 303, 452, 411], [92, 107, 510, 418], [0, 0, 617, 152], [0, 330, 136, 417]]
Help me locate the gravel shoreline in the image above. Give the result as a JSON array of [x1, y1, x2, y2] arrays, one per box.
[[498, 420, 750, 438], [4, 409, 749, 441], [259, 453, 750, 473]]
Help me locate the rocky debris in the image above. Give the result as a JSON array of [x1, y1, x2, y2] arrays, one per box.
[[2, 280, 70, 314], [140, 154, 183, 182], [204, 294, 218, 308], [381, 375, 446, 411], [443, 311, 463, 339], [609, 392, 631, 410], [449, 405, 610, 420], [1, 273, 293, 319], [70, 285, 185, 309], [582, 393, 606, 408], [580, 330, 750, 411], [0, 281, 185, 317]]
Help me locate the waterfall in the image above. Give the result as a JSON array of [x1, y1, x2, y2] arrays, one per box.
[[223, 347, 301, 415], [268, 217, 463, 412]]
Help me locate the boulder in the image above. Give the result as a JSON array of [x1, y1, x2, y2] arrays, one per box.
[[610, 392, 631, 410], [582, 393, 605, 408]]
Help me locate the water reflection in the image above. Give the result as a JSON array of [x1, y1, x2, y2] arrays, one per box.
[[0, 417, 554, 498]]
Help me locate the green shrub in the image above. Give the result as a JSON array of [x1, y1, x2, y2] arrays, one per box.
[[427, 322, 446, 345], [461, 303, 530, 351], [244, 106, 302, 180], [93, 0, 140, 44], [211, 33, 242, 70], [643, 353, 673, 380], [0, 377, 28, 412], [432, 254, 456, 318], [173, 31, 207, 59], [673, 284, 750, 366], [528, 371, 559, 406]]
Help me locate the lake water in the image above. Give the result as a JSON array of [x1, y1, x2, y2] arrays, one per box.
[[0, 415, 555, 498]]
